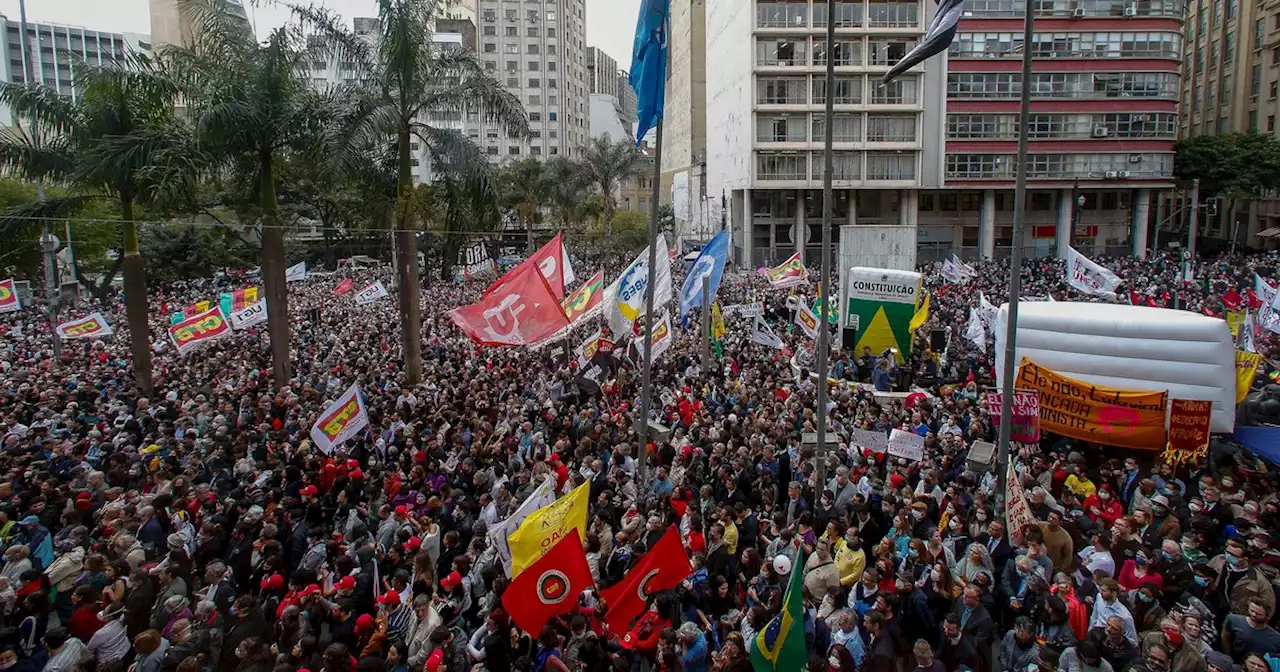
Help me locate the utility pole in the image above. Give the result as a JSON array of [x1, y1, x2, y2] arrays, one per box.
[[995, 0, 1036, 510], [1187, 178, 1200, 262], [814, 0, 837, 495]]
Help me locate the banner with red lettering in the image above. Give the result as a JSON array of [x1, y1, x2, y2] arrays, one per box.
[[1163, 399, 1212, 465], [55, 313, 114, 340], [485, 232, 576, 300], [984, 390, 1041, 443], [0, 279, 19, 314], [168, 307, 231, 355], [333, 278, 353, 295], [449, 262, 571, 347], [309, 382, 369, 454]]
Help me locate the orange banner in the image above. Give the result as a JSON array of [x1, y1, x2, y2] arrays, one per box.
[[1164, 399, 1212, 464], [1016, 360, 1168, 450], [168, 308, 231, 355]]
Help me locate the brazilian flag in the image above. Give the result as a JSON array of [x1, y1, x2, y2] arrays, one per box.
[[751, 554, 807, 671]]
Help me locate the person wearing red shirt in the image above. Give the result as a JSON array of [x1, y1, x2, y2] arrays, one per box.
[[66, 585, 104, 641], [549, 454, 569, 491], [1081, 486, 1124, 528], [620, 603, 670, 657]]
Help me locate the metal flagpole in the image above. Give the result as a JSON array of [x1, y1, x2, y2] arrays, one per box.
[[637, 116, 665, 485], [701, 275, 711, 369], [995, 0, 1036, 508], [814, 0, 837, 494]]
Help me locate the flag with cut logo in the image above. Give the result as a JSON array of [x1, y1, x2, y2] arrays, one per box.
[[354, 280, 390, 305], [964, 306, 986, 350], [1065, 247, 1121, 301], [488, 475, 558, 575]]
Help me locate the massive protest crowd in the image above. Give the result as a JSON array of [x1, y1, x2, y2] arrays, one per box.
[[0, 240, 1279, 672]]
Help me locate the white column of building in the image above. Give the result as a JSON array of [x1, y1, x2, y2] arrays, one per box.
[[1056, 190, 1073, 259], [742, 188, 753, 268], [899, 190, 918, 227], [795, 189, 806, 263], [848, 190, 857, 226], [1132, 188, 1151, 259], [980, 190, 996, 259]]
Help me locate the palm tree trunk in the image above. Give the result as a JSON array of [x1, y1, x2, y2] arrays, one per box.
[[119, 198, 153, 396], [396, 127, 423, 385], [259, 152, 291, 387], [604, 193, 615, 237], [526, 215, 534, 254]]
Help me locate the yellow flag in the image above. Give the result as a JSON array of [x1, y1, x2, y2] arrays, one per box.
[[908, 294, 930, 332], [711, 302, 726, 340], [1237, 350, 1263, 403], [1227, 310, 1245, 337], [507, 481, 590, 576]]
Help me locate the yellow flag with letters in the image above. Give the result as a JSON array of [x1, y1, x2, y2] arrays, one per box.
[[507, 481, 590, 577], [711, 302, 726, 341]]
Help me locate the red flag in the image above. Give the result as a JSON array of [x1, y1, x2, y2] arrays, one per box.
[[1247, 289, 1262, 310], [1145, 296, 1158, 308], [601, 527, 693, 633], [1202, 306, 1220, 317], [1161, 291, 1171, 307], [1223, 289, 1243, 311], [450, 261, 570, 346], [333, 279, 353, 295], [500, 529, 594, 636], [1129, 290, 1140, 306], [484, 232, 573, 299]]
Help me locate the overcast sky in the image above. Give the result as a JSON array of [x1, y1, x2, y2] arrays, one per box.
[[1, 0, 642, 66]]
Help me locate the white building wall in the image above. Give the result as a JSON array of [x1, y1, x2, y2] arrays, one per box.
[[704, 0, 754, 198], [588, 93, 627, 141]]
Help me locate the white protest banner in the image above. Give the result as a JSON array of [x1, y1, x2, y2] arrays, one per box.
[[487, 475, 558, 574], [724, 303, 764, 318], [1065, 247, 1121, 301], [887, 428, 925, 461], [285, 261, 308, 282], [228, 300, 268, 330], [849, 428, 888, 454], [941, 258, 967, 284], [55, 312, 114, 340], [354, 280, 390, 305], [750, 315, 785, 350], [308, 383, 370, 454], [1005, 460, 1038, 544]]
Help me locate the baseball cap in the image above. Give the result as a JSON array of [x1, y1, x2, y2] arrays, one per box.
[[440, 571, 462, 590], [259, 574, 285, 591], [394, 505, 408, 517], [299, 485, 318, 496], [334, 576, 356, 591], [377, 590, 401, 606], [299, 584, 321, 597], [403, 537, 422, 552]]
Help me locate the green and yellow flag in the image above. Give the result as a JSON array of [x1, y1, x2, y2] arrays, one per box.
[[751, 554, 806, 671], [909, 293, 930, 332]]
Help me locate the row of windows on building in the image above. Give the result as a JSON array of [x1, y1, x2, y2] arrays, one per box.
[[756, 2, 920, 28], [757, 75, 920, 105], [947, 112, 1178, 139], [755, 38, 921, 68], [945, 0, 1182, 18], [746, 188, 1134, 220], [482, 25, 558, 38], [949, 31, 1182, 60], [757, 151, 918, 181], [480, 8, 562, 23], [756, 113, 919, 143], [947, 71, 1178, 99], [945, 152, 1173, 178], [483, 41, 560, 56]]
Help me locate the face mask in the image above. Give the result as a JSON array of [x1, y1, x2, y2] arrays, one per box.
[[1193, 575, 1209, 586], [912, 511, 924, 520], [1136, 592, 1151, 602], [976, 512, 987, 521], [1227, 554, 1243, 568], [1135, 556, 1148, 566], [830, 657, 841, 667], [1222, 480, 1235, 488], [1099, 492, 1110, 500], [1189, 502, 1203, 513], [949, 521, 962, 531]]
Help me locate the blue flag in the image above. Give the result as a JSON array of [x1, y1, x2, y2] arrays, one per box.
[[678, 230, 729, 316], [629, 0, 671, 146]]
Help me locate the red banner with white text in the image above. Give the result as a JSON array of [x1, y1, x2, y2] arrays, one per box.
[[451, 262, 570, 346]]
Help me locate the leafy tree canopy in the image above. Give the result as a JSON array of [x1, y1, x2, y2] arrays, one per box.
[[1174, 132, 1280, 199]]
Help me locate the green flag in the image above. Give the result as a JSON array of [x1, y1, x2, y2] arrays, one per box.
[[750, 555, 807, 671]]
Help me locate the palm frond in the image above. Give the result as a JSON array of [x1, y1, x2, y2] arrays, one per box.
[[0, 126, 76, 183], [0, 195, 102, 239], [411, 124, 487, 178], [0, 82, 82, 138]]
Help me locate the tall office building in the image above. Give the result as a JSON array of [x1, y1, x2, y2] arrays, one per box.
[[150, 0, 250, 49], [703, 0, 1182, 267], [475, 0, 590, 158], [586, 46, 618, 97], [0, 15, 150, 126], [662, 0, 712, 239]]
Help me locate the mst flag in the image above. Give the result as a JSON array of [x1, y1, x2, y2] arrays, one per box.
[[501, 529, 595, 636], [600, 526, 692, 633], [751, 315, 785, 349], [309, 383, 370, 454], [678, 229, 729, 316], [55, 313, 113, 340], [1066, 247, 1122, 301], [882, 0, 964, 84], [751, 552, 807, 671]]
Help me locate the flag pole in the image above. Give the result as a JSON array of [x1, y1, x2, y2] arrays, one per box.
[[813, 0, 837, 495], [701, 275, 711, 369], [995, 0, 1036, 509], [637, 127, 664, 486]]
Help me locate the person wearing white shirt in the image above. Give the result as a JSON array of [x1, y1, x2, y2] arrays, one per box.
[[1088, 578, 1138, 645], [1076, 532, 1116, 583]]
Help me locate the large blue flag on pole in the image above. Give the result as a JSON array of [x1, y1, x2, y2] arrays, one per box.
[[678, 229, 729, 316], [629, 0, 671, 146]]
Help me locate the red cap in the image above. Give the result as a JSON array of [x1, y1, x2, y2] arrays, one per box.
[[549, 453, 561, 463], [355, 614, 374, 631], [346, 459, 359, 470], [440, 571, 462, 590], [334, 576, 356, 591], [377, 590, 401, 606], [299, 584, 321, 597], [394, 505, 408, 517], [348, 469, 364, 481], [413, 451, 427, 463], [260, 574, 285, 591], [403, 537, 422, 552], [299, 485, 318, 496], [76, 492, 91, 500]]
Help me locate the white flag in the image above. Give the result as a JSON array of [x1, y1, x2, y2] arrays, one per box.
[[964, 307, 986, 349], [1242, 312, 1258, 353], [308, 383, 369, 454], [1065, 247, 1121, 301], [354, 280, 390, 305], [941, 258, 967, 284], [603, 235, 673, 337], [285, 261, 308, 282], [750, 315, 785, 349], [648, 311, 674, 361], [794, 299, 819, 339], [228, 300, 268, 330], [954, 255, 978, 278], [487, 475, 557, 575]]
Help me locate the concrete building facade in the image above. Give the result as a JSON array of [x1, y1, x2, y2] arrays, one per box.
[[703, 0, 1182, 267], [149, 0, 249, 49]]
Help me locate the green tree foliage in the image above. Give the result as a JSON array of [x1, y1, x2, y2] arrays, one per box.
[[138, 224, 257, 283], [1174, 132, 1280, 199], [579, 136, 644, 236]]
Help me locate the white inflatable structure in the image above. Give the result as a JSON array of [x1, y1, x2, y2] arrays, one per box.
[[993, 302, 1236, 433]]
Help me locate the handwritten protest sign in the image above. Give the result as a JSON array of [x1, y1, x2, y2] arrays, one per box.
[[887, 429, 925, 461], [1163, 399, 1212, 465], [984, 390, 1041, 443]]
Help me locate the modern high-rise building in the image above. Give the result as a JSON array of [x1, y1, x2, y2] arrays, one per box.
[[703, 0, 1182, 267], [0, 14, 150, 126], [150, 0, 250, 49], [475, 0, 591, 158], [586, 46, 619, 98], [662, 0, 712, 239]]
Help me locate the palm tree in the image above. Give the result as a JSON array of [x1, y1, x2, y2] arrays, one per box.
[[543, 157, 589, 234], [579, 136, 644, 237], [428, 168, 501, 280], [499, 157, 548, 253], [0, 53, 190, 395], [162, 0, 357, 387], [332, 0, 528, 384]]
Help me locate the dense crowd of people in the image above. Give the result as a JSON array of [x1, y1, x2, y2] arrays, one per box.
[[0, 242, 1279, 672]]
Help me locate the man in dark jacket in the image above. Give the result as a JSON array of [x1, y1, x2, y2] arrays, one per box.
[[218, 596, 269, 672], [897, 572, 938, 648], [952, 583, 995, 672], [862, 610, 897, 672], [936, 614, 983, 672]]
